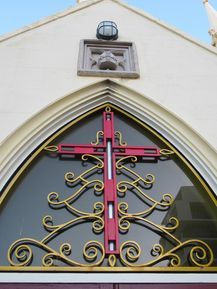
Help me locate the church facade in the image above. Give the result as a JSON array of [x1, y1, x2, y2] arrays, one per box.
[[0, 0, 217, 287]]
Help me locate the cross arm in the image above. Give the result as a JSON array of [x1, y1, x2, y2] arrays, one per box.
[[114, 146, 161, 157], [57, 144, 105, 155]]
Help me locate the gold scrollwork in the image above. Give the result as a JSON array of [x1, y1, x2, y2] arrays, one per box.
[[91, 131, 104, 145], [8, 239, 105, 267], [48, 189, 104, 216], [7, 132, 215, 269], [117, 155, 213, 268], [65, 154, 104, 183], [119, 215, 179, 235], [116, 156, 156, 186], [42, 211, 104, 238], [115, 131, 127, 146], [116, 156, 172, 217], [120, 239, 213, 267], [8, 154, 105, 267], [47, 154, 104, 216]]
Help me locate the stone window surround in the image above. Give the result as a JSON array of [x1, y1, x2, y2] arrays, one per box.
[[1, 81, 217, 283]]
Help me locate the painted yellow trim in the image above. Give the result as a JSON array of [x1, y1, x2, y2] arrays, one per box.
[[0, 266, 216, 272]]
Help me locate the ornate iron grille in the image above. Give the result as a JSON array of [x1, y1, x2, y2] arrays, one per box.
[[4, 106, 215, 270]]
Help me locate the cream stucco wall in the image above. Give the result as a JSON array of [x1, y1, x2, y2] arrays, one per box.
[[0, 0, 217, 148], [0, 1, 217, 282]]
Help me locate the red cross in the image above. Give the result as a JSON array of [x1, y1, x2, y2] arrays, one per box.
[[55, 108, 161, 255]]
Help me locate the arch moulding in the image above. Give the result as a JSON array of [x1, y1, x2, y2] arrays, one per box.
[[0, 79, 217, 198]]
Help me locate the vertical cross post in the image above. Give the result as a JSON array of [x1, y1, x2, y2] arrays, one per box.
[[103, 109, 119, 254], [50, 107, 162, 256]]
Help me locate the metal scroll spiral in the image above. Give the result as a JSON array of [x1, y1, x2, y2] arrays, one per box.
[[117, 156, 214, 267], [8, 154, 105, 267]]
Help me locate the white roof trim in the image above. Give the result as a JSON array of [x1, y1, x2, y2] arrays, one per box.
[[0, 0, 217, 55]]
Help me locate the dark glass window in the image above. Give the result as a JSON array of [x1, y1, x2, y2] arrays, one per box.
[[0, 104, 216, 270]]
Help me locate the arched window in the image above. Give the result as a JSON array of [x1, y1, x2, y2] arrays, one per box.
[[0, 104, 216, 272]]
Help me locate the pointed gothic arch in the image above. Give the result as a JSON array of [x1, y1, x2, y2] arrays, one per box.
[[0, 80, 217, 281], [1, 80, 217, 195]]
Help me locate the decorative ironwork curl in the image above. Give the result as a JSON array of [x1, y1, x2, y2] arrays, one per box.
[[8, 239, 105, 267], [119, 215, 179, 235], [115, 131, 127, 146], [7, 110, 215, 270], [45, 154, 104, 218], [116, 156, 156, 187], [8, 153, 105, 267], [120, 239, 213, 267], [47, 186, 104, 215], [42, 214, 104, 237], [116, 153, 213, 268], [65, 154, 104, 184], [117, 156, 173, 216], [91, 131, 104, 145]]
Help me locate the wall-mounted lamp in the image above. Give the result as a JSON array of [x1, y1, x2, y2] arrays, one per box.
[[96, 21, 118, 40]]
